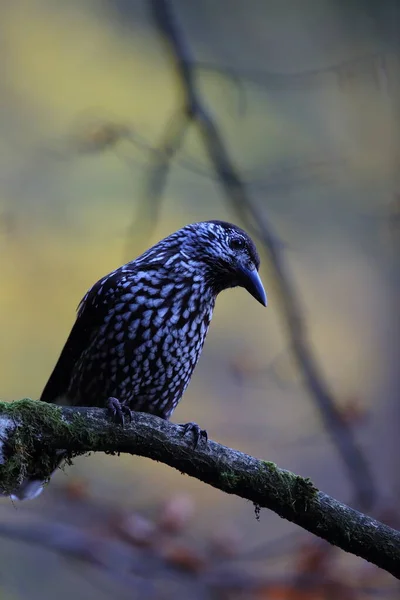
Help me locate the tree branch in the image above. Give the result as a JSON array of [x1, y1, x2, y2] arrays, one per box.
[[0, 399, 398, 578]]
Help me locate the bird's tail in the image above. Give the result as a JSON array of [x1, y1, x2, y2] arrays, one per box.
[[11, 478, 47, 501], [10, 450, 66, 501]]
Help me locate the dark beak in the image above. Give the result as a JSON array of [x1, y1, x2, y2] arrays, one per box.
[[239, 265, 267, 306]]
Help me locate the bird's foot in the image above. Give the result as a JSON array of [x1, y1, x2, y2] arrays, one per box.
[[179, 422, 208, 450], [106, 397, 132, 426]]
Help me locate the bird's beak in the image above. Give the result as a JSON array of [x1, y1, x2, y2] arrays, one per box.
[[239, 265, 267, 307]]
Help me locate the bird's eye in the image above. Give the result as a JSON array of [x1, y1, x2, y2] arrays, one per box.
[[229, 236, 245, 251]]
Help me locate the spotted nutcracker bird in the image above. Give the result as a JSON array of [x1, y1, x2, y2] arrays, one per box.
[[13, 220, 266, 500]]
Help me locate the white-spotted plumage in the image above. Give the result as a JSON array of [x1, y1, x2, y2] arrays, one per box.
[[40, 220, 265, 421]]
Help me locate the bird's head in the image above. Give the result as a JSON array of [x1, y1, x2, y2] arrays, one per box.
[[134, 221, 267, 306], [173, 220, 267, 306]]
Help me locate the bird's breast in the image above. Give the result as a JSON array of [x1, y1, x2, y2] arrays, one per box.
[[72, 287, 215, 416]]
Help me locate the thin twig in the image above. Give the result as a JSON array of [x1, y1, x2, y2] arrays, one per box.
[[124, 111, 189, 256]]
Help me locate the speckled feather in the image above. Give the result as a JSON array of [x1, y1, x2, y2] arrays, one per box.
[[40, 220, 263, 420]]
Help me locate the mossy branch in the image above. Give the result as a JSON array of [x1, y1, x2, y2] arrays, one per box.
[[0, 398, 399, 578]]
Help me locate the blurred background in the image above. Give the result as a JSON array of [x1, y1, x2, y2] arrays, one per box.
[[0, 0, 398, 598]]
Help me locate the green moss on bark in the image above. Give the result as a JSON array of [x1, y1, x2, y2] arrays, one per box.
[[259, 460, 318, 512], [0, 398, 108, 496]]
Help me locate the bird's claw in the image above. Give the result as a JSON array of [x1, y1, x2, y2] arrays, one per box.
[[179, 422, 208, 449], [106, 397, 132, 426]]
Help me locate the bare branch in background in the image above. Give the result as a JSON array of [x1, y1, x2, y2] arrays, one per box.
[[124, 111, 190, 255], [131, 0, 378, 510], [0, 399, 398, 578], [197, 51, 396, 91]]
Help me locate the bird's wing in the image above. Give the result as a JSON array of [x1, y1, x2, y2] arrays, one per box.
[[40, 270, 127, 404]]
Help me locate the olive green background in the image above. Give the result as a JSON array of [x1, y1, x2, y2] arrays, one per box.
[[0, 1, 398, 598]]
